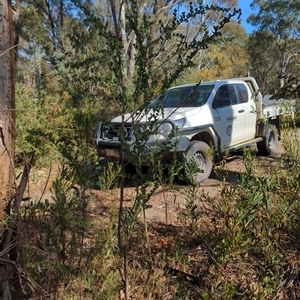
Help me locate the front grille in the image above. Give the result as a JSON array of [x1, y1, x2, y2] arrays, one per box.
[[102, 123, 133, 141]]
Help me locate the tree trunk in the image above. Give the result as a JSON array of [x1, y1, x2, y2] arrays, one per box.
[[0, 0, 16, 299], [0, 0, 15, 224]]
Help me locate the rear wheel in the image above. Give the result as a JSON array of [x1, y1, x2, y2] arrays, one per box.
[[257, 125, 278, 155], [181, 141, 213, 184]]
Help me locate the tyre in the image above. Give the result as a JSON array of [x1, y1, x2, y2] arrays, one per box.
[[181, 140, 213, 184], [257, 125, 278, 155]]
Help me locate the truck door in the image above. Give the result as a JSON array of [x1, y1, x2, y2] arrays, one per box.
[[235, 83, 256, 140], [212, 84, 246, 147]]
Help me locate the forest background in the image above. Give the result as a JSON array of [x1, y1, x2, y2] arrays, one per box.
[[1, 0, 300, 299]]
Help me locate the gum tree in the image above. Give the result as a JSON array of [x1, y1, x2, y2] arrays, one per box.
[[0, 0, 31, 298], [248, 0, 300, 88], [0, 0, 15, 225], [0, 0, 19, 299]]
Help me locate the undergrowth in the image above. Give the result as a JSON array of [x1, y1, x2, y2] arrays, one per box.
[[19, 124, 300, 299]]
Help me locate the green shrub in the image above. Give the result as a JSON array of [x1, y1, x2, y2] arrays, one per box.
[[99, 161, 121, 191]]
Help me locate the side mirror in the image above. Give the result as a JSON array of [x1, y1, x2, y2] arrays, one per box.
[[213, 97, 232, 109]]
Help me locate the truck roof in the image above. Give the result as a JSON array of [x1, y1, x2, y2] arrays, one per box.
[[168, 78, 251, 90]]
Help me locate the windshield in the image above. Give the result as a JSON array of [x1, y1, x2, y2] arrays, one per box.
[[149, 85, 214, 108]]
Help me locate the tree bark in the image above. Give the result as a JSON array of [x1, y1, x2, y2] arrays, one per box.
[[0, 0, 15, 225], [0, 0, 16, 299]]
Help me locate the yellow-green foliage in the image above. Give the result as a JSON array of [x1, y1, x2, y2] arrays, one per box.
[[99, 161, 121, 191], [15, 84, 66, 166]]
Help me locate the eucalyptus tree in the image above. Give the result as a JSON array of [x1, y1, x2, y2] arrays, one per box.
[[0, 0, 15, 222], [246, 31, 278, 94], [189, 0, 239, 69], [194, 21, 249, 82], [0, 1, 24, 299], [248, 0, 300, 88], [108, 0, 188, 76], [19, 0, 77, 53], [106, 0, 240, 76]]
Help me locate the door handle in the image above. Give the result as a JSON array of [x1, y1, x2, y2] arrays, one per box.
[[238, 109, 244, 113]]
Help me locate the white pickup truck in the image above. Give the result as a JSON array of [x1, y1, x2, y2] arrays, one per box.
[[95, 77, 295, 184]]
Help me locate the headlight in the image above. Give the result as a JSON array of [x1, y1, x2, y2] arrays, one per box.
[[173, 118, 186, 129], [156, 122, 173, 134]]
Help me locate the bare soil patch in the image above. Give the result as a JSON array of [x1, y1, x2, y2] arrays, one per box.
[[25, 139, 285, 225], [88, 140, 286, 227]]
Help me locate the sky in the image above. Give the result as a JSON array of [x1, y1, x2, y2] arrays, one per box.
[[238, 1, 257, 33]]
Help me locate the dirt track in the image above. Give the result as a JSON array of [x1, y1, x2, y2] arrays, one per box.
[[89, 139, 286, 226], [25, 137, 286, 226]]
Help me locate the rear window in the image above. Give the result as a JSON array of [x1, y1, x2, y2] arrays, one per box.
[[236, 84, 249, 103]]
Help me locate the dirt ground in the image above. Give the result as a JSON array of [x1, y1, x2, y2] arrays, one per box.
[[88, 140, 286, 226], [24, 139, 286, 226]]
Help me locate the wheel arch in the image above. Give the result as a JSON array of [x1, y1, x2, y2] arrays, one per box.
[[256, 120, 278, 137], [182, 127, 220, 158], [190, 130, 217, 151]]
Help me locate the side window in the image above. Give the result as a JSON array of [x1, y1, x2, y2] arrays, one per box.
[[236, 84, 248, 103], [213, 84, 238, 107]]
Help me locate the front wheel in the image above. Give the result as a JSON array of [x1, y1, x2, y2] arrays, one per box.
[[257, 125, 278, 155], [181, 141, 213, 185]]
